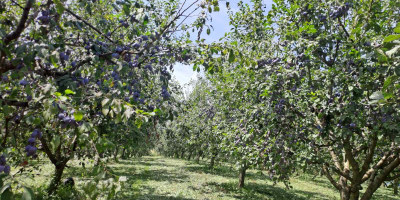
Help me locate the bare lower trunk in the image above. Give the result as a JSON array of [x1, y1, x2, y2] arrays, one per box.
[[180, 151, 185, 159], [188, 151, 192, 160], [395, 178, 399, 195], [48, 164, 66, 195], [195, 150, 202, 163], [114, 147, 119, 161], [210, 156, 215, 169], [210, 152, 218, 169], [238, 165, 247, 188], [122, 148, 126, 159]]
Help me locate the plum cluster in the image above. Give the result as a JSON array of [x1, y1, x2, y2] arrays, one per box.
[[161, 86, 170, 99], [330, 3, 351, 20], [71, 74, 90, 87], [274, 99, 285, 113], [161, 67, 169, 76], [37, 11, 50, 24], [119, 20, 129, 28], [0, 155, 10, 174], [133, 91, 141, 101], [19, 79, 29, 86], [1, 75, 8, 82], [144, 64, 153, 72], [58, 110, 79, 128], [25, 129, 42, 158], [257, 58, 281, 67], [59, 50, 71, 61], [131, 90, 145, 104], [317, 14, 327, 22]]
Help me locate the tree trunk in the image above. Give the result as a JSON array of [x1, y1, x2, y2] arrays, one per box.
[[394, 178, 399, 195], [210, 155, 216, 169], [122, 148, 126, 159], [47, 164, 66, 195], [339, 160, 351, 200], [238, 164, 247, 188], [210, 152, 218, 169], [188, 151, 192, 160], [180, 150, 185, 159], [114, 147, 119, 161], [195, 150, 202, 163]]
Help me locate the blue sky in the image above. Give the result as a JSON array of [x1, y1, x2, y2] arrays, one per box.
[[172, 0, 273, 86]]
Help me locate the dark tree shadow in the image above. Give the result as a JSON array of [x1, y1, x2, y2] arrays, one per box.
[[184, 165, 238, 179], [203, 181, 331, 200]]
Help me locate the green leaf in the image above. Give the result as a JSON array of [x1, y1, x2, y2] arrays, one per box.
[[102, 99, 110, 106], [86, 3, 92, 15], [135, 118, 142, 128], [102, 107, 109, 116], [54, 0, 65, 15], [64, 89, 75, 95], [78, 122, 91, 133], [123, 4, 130, 16], [370, 91, 384, 100], [51, 135, 60, 152], [395, 66, 400, 76], [50, 55, 59, 68], [143, 15, 149, 26], [386, 45, 400, 57], [228, 49, 235, 63], [2, 105, 11, 116], [383, 76, 393, 90], [73, 111, 84, 121], [58, 103, 67, 111], [0, 184, 12, 200], [383, 35, 400, 43], [384, 92, 393, 99], [21, 187, 34, 200], [394, 23, 400, 33], [112, 4, 120, 12]]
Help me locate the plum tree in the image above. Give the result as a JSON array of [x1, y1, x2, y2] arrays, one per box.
[[0, 0, 221, 197], [190, 0, 400, 199]]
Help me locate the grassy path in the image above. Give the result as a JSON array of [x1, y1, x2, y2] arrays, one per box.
[[105, 156, 399, 200]]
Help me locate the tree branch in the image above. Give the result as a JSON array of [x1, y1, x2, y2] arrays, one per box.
[[323, 164, 341, 191], [39, 136, 58, 165], [65, 8, 114, 43], [361, 151, 396, 183], [3, 0, 33, 45], [343, 136, 360, 174], [360, 133, 378, 178], [384, 173, 400, 182], [36, 57, 92, 78], [338, 18, 354, 43], [0, 95, 29, 107], [361, 156, 400, 200]]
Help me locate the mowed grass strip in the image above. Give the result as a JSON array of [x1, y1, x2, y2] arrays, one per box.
[[107, 156, 400, 200], [10, 156, 400, 200]]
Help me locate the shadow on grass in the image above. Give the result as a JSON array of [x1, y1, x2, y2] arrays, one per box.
[[137, 195, 196, 200], [114, 178, 196, 200], [116, 158, 184, 168], [184, 165, 238, 179], [205, 181, 332, 200], [112, 165, 189, 184]]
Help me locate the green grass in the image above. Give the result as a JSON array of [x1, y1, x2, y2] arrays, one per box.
[[8, 156, 400, 200]]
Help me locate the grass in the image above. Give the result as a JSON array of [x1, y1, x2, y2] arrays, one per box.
[[8, 156, 400, 200]]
